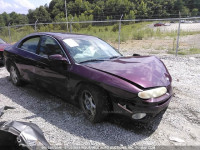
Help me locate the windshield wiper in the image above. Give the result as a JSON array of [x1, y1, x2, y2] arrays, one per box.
[[79, 59, 106, 64], [109, 56, 120, 59], [79, 56, 121, 63]]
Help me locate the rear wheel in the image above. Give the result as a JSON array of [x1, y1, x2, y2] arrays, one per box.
[[10, 64, 22, 86], [79, 85, 109, 123]]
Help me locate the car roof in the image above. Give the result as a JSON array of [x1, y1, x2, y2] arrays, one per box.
[[28, 32, 95, 40]]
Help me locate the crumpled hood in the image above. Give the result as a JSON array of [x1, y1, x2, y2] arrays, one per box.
[[84, 56, 171, 88]]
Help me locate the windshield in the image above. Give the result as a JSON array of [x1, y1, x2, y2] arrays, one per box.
[[63, 37, 121, 63], [0, 38, 6, 44]]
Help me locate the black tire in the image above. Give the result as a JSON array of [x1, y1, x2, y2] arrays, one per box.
[[79, 85, 109, 123], [9, 63, 22, 86]]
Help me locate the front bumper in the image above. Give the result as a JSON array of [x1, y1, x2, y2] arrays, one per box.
[[111, 87, 173, 121]]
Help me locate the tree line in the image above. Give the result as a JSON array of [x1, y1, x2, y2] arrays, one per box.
[[0, 0, 200, 27]]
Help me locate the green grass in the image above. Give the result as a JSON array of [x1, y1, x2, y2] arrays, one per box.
[[1, 22, 200, 56], [73, 22, 180, 42], [0, 22, 196, 43], [168, 48, 200, 55], [0, 25, 35, 43], [189, 48, 200, 54]]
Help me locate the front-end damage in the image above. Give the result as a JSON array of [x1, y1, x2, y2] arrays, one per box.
[[110, 85, 173, 121], [81, 56, 173, 121]]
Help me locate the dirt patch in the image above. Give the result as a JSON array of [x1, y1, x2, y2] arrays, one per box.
[[109, 34, 200, 55], [110, 39, 174, 55]]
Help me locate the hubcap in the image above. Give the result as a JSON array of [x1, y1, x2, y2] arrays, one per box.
[[82, 91, 96, 116], [10, 66, 18, 84]]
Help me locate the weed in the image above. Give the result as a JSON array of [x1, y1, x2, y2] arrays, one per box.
[[168, 48, 200, 55], [112, 24, 119, 32], [189, 48, 200, 54], [1, 21, 200, 57]]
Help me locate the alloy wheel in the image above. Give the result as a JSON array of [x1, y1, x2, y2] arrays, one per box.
[[82, 90, 96, 116], [10, 66, 18, 84]]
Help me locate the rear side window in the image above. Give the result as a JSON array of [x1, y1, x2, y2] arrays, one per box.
[[20, 37, 40, 54]]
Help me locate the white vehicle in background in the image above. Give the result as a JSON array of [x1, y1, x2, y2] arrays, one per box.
[[181, 20, 193, 23]]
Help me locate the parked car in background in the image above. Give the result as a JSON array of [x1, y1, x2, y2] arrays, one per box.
[[180, 20, 193, 23], [194, 20, 200, 23], [181, 20, 186, 23], [154, 22, 165, 27], [4, 32, 173, 123], [0, 38, 10, 64]]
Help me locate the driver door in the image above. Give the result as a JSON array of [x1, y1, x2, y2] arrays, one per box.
[[35, 35, 70, 97]]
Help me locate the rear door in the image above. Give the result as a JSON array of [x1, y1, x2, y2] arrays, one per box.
[[16, 36, 41, 82], [35, 35, 70, 97]]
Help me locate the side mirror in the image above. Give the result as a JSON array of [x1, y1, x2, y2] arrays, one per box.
[[49, 54, 69, 63]]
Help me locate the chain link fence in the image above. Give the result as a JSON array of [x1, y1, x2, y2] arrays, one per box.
[[1, 17, 200, 56]]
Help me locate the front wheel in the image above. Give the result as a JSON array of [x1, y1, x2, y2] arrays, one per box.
[[79, 85, 109, 123], [10, 64, 22, 86]]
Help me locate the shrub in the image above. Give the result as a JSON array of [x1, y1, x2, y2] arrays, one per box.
[[104, 27, 108, 31], [112, 24, 119, 32], [87, 25, 92, 31], [93, 29, 97, 33], [73, 23, 81, 31], [133, 30, 143, 40]]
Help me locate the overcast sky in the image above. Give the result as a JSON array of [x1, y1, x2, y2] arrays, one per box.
[[0, 0, 52, 14]]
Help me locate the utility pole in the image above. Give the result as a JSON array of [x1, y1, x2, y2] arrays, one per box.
[[70, 17, 74, 33], [65, 0, 69, 32], [176, 11, 181, 56], [118, 14, 123, 51], [8, 22, 12, 43], [35, 19, 38, 32]]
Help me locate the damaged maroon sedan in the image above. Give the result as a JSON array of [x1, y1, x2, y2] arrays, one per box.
[[0, 38, 10, 64], [4, 32, 173, 123]]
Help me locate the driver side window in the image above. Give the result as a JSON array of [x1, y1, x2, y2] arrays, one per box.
[[38, 36, 64, 58]]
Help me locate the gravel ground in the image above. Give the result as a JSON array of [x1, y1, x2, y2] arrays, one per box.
[[149, 23, 200, 32], [0, 54, 200, 149]]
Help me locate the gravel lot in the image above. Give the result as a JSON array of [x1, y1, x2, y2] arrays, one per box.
[[0, 54, 200, 149], [150, 23, 200, 32]]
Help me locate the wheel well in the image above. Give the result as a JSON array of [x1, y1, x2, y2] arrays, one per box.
[[74, 82, 113, 111], [5, 59, 12, 72], [5, 60, 20, 76]]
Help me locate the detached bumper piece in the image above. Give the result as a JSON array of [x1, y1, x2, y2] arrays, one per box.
[[0, 121, 50, 150], [112, 93, 172, 122]]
